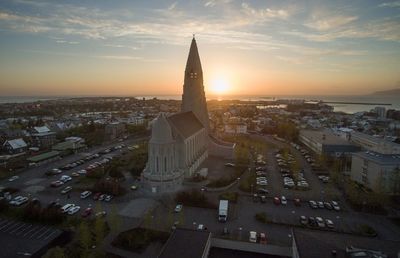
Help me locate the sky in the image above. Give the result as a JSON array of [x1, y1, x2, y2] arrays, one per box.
[[0, 0, 399, 97]]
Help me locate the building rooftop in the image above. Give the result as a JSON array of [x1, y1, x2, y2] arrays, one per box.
[[354, 151, 400, 165], [168, 111, 204, 139], [3, 138, 27, 149], [0, 218, 65, 258], [293, 229, 398, 258], [158, 228, 211, 258], [27, 151, 60, 163], [300, 129, 352, 145]]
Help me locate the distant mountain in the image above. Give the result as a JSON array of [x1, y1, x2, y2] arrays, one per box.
[[372, 88, 400, 95]]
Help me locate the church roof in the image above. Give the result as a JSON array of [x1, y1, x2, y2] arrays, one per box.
[[185, 37, 202, 74], [150, 113, 174, 144], [168, 111, 204, 139]]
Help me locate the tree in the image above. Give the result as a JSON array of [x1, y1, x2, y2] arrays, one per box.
[[94, 216, 106, 246], [108, 204, 121, 234], [79, 221, 92, 256], [390, 166, 400, 195], [42, 246, 67, 258]]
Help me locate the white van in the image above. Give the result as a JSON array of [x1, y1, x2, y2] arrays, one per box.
[[61, 203, 75, 213], [80, 191, 92, 199]]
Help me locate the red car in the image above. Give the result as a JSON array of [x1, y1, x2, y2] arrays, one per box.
[[273, 197, 280, 205], [50, 180, 64, 187], [260, 232, 267, 244], [81, 208, 93, 218], [294, 198, 301, 206], [93, 192, 102, 200]]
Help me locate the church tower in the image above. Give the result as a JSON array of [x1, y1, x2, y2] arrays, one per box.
[[181, 36, 210, 132]]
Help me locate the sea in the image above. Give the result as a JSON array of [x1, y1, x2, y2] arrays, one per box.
[[1, 95, 399, 114]]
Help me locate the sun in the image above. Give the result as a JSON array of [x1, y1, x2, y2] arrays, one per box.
[[211, 77, 230, 95]]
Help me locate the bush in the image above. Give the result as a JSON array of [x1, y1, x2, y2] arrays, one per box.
[[175, 190, 217, 209], [357, 224, 377, 236], [255, 212, 268, 223], [239, 173, 256, 192], [219, 192, 238, 203], [112, 228, 169, 253]]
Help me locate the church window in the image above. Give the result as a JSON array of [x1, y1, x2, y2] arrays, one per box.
[[156, 157, 159, 173], [164, 157, 167, 172]]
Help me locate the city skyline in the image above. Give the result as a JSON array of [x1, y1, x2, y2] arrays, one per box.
[[0, 0, 400, 96]]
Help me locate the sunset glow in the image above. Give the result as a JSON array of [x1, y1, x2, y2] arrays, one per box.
[[0, 0, 399, 96]]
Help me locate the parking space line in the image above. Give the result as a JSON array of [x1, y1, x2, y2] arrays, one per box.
[[36, 228, 53, 240], [43, 230, 58, 240], [16, 224, 33, 236], [2, 222, 20, 233], [0, 221, 14, 231], [23, 226, 39, 237], [9, 223, 27, 234], [29, 226, 48, 239]]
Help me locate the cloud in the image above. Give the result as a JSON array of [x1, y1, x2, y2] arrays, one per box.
[[94, 55, 142, 60], [241, 3, 290, 20], [305, 15, 358, 31], [379, 1, 400, 8]]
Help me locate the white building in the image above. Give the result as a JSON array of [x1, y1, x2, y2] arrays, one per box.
[[350, 131, 400, 154], [142, 112, 208, 193], [351, 151, 400, 194]]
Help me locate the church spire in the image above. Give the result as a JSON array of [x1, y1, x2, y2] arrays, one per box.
[[185, 36, 203, 79]]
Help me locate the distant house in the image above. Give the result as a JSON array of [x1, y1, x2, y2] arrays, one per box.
[[31, 126, 56, 149], [2, 138, 28, 154], [105, 122, 126, 141], [52, 140, 86, 156]]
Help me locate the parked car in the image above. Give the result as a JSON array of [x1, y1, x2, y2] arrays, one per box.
[[224, 163, 235, 167], [309, 200, 318, 209], [80, 191, 92, 199], [281, 196, 287, 205], [61, 204, 75, 213], [105, 195, 113, 202], [294, 198, 301, 206], [81, 208, 93, 218], [61, 186, 72, 194], [60, 175, 72, 183], [93, 192, 102, 200], [175, 204, 183, 213], [324, 202, 333, 210], [51, 180, 64, 187], [131, 185, 138, 190], [68, 206, 81, 215], [273, 197, 280, 205], [316, 217, 325, 228], [299, 216, 307, 225], [99, 194, 106, 201], [197, 224, 206, 230], [259, 233, 267, 244], [249, 231, 257, 243], [308, 217, 317, 227], [325, 219, 334, 229], [95, 211, 107, 217], [8, 175, 19, 182], [317, 201, 324, 209], [331, 201, 341, 211], [71, 172, 80, 177]]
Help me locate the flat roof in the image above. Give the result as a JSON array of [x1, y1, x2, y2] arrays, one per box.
[[300, 129, 352, 145], [27, 151, 60, 162], [158, 228, 211, 258], [0, 218, 64, 258], [52, 141, 85, 151], [354, 151, 400, 165], [293, 228, 398, 258]]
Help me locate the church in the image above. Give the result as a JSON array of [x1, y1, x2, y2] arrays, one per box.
[[142, 37, 234, 193]]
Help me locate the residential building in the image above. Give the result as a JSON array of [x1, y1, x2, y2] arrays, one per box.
[[2, 138, 28, 154], [31, 126, 56, 149], [351, 151, 400, 194], [104, 122, 126, 140], [299, 129, 360, 157], [350, 131, 400, 154]]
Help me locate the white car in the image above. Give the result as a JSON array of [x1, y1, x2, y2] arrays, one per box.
[[249, 231, 257, 243], [61, 186, 72, 194], [325, 219, 334, 229], [68, 206, 81, 215], [61, 203, 75, 213], [175, 204, 183, 213], [78, 169, 87, 175], [8, 175, 19, 182], [52, 168, 62, 174], [60, 175, 72, 183], [80, 191, 92, 199], [281, 196, 287, 205], [316, 217, 325, 228]]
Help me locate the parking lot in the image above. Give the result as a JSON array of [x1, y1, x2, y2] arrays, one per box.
[[0, 137, 149, 219]]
